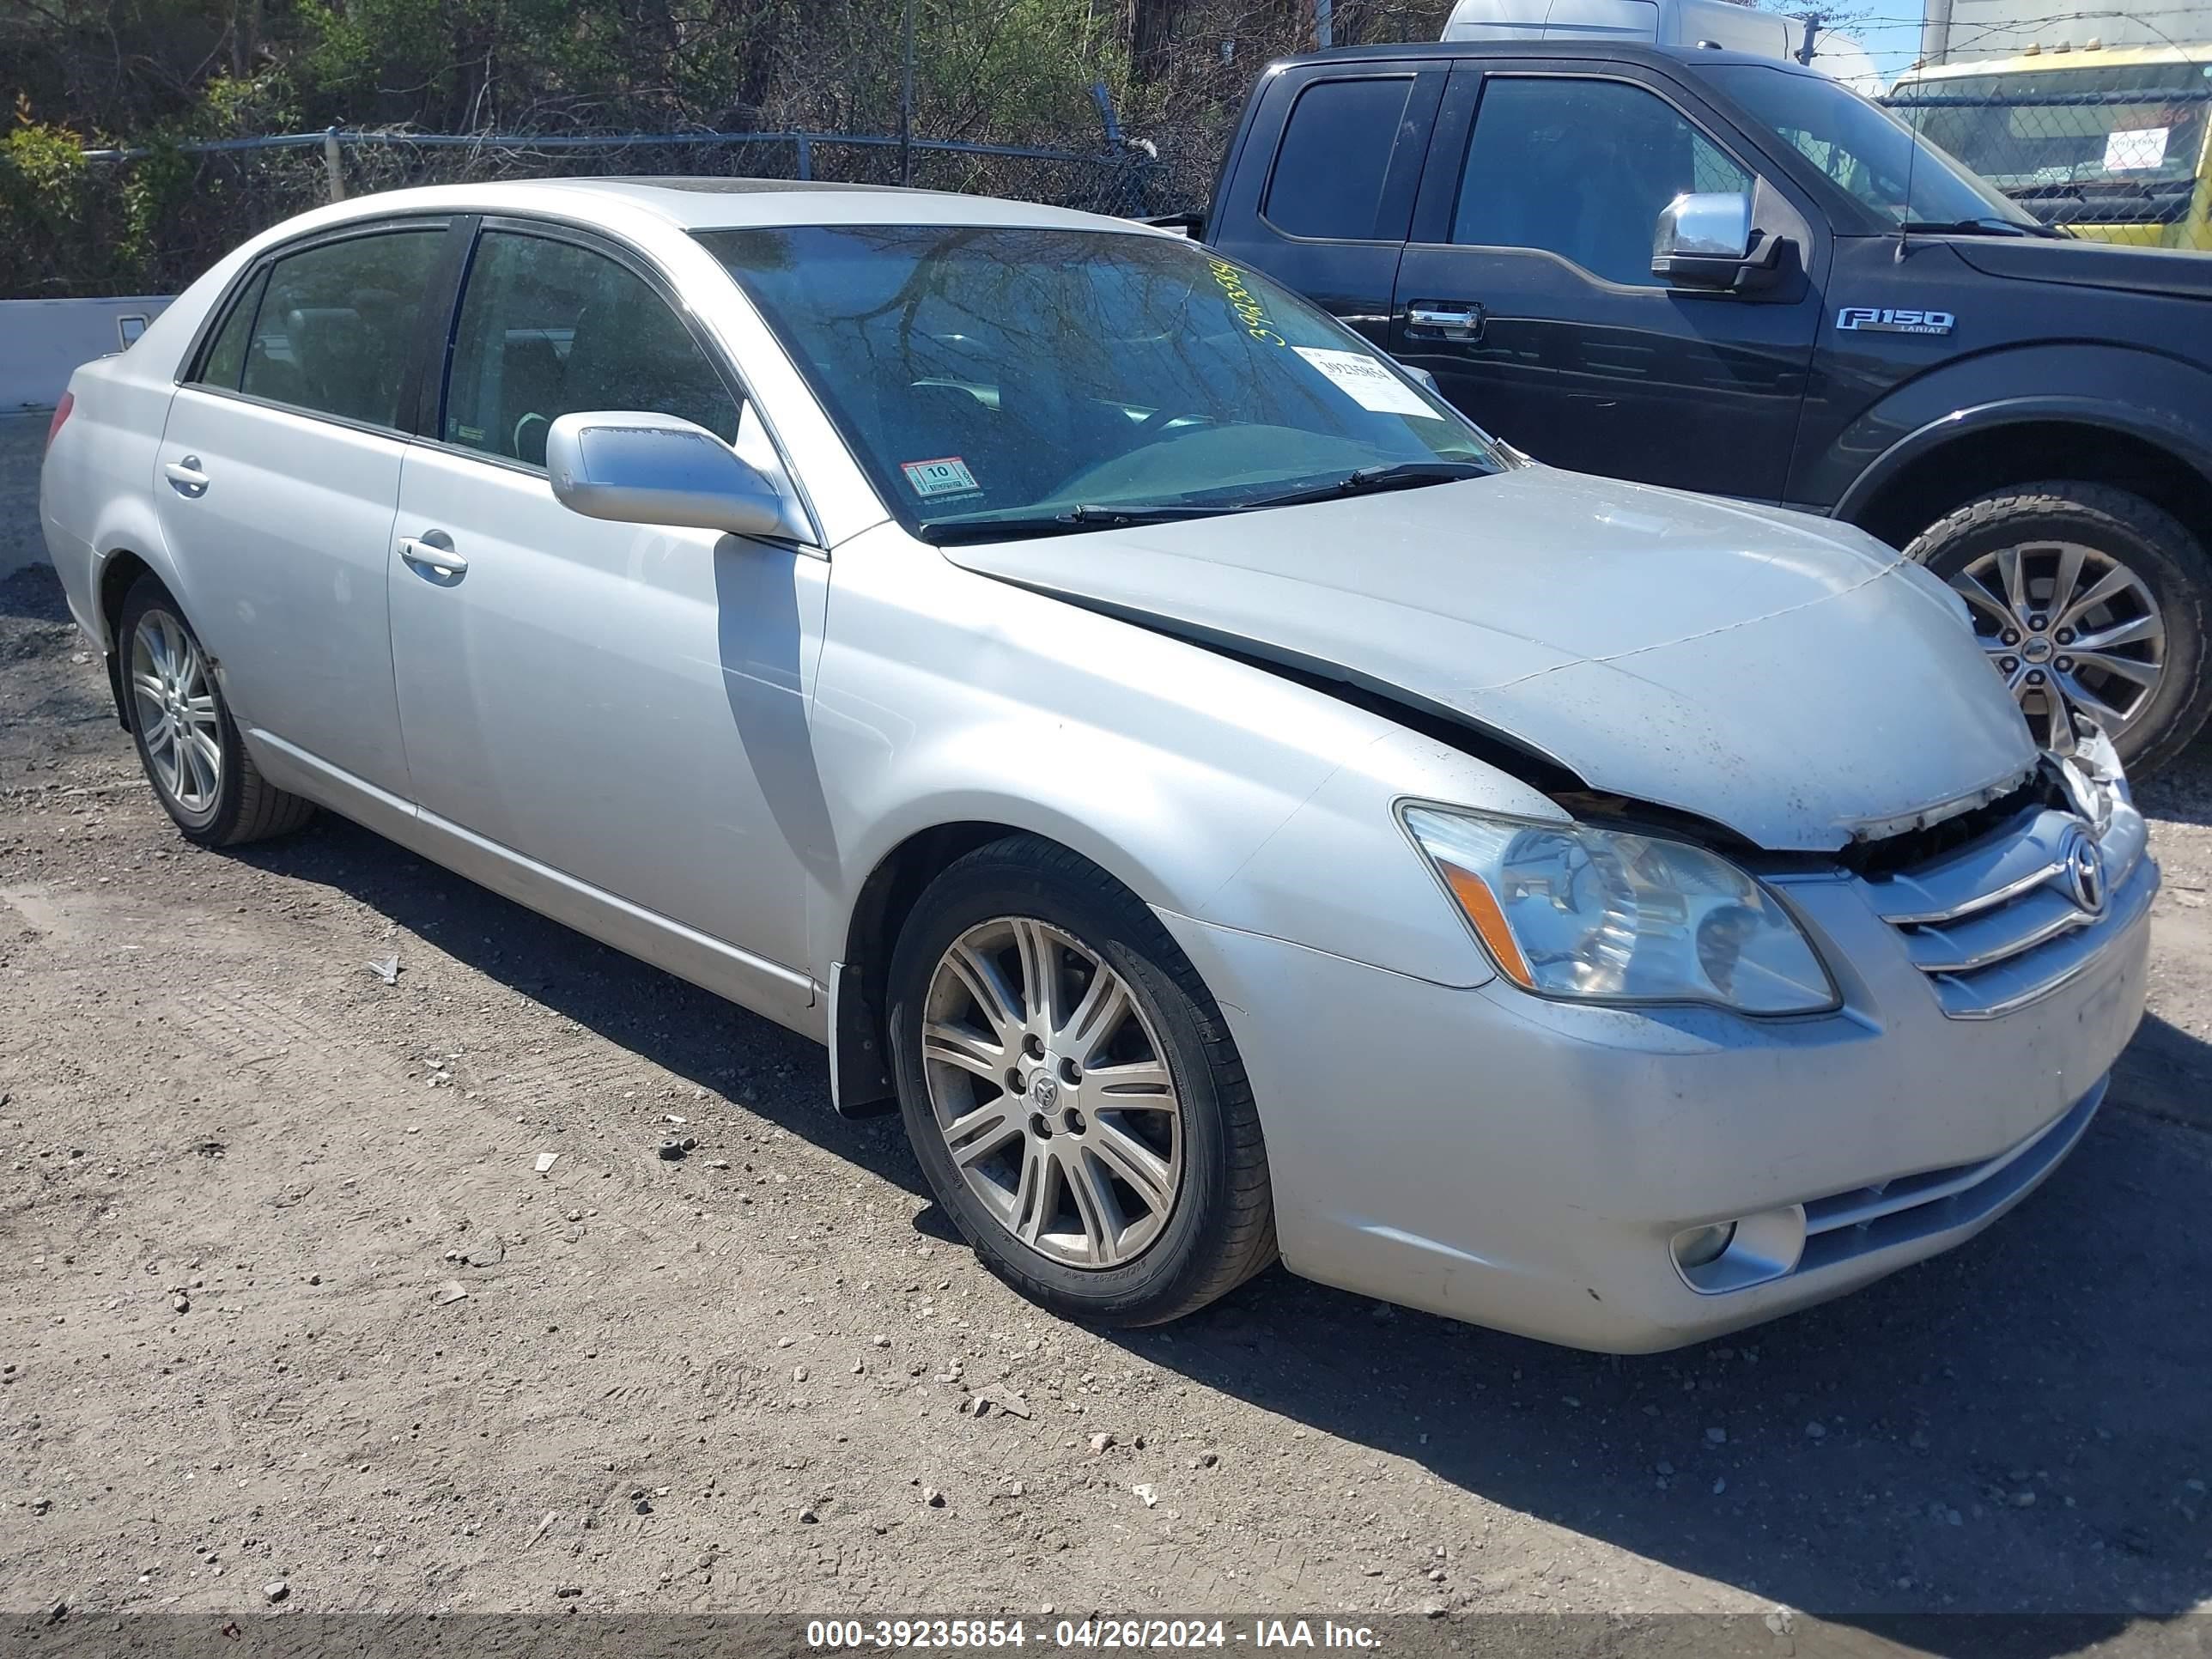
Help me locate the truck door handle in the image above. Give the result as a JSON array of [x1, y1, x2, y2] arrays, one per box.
[[164, 457, 210, 497], [1407, 301, 1485, 342], [398, 532, 467, 582]]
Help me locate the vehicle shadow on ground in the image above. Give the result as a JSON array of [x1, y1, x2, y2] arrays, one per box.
[[1104, 1049, 2212, 1649], [0, 562, 78, 628], [230, 813, 934, 1194], [2136, 743, 2212, 831], [238, 812, 2212, 1650]]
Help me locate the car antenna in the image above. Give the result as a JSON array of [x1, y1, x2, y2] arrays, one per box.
[[1896, 90, 1921, 263]]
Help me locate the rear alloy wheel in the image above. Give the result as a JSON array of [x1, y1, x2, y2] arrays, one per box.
[[887, 836, 1275, 1327], [118, 576, 317, 848], [129, 605, 226, 820], [1909, 483, 2211, 774]]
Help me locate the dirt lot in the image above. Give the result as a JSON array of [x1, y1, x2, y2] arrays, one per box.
[[3, 523, 2211, 1650]]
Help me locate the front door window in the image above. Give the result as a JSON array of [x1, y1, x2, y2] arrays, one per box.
[[1452, 76, 1753, 286], [444, 231, 740, 468]]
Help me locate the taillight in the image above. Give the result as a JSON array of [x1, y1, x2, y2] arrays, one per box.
[[46, 391, 74, 451]]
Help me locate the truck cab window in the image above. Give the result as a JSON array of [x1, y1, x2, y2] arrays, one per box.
[[1265, 77, 1417, 240], [1452, 76, 1751, 285]]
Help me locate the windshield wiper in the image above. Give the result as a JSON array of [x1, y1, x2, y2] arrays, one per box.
[[916, 502, 1240, 545], [916, 465, 1488, 544], [1231, 459, 1491, 512], [1899, 216, 2056, 239]]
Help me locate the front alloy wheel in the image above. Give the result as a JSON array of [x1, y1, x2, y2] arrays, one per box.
[[887, 835, 1276, 1327], [921, 916, 1183, 1269]]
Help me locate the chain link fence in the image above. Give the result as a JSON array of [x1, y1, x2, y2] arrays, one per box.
[[1886, 56, 2212, 249], [1109, 0, 1450, 210], [27, 2, 2204, 302], [4, 0, 1457, 300], [8, 126, 1165, 301]]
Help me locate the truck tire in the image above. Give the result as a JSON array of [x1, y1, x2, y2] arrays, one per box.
[[1907, 482, 2211, 775], [886, 834, 1277, 1327]]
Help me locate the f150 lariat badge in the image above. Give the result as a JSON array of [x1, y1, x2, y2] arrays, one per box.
[[1836, 306, 1955, 336]]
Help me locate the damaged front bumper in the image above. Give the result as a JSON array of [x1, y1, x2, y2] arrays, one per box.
[[1155, 782, 2156, 1352]]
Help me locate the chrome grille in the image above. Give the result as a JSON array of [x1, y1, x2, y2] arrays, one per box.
[[1863, 804, 2150, 1020]]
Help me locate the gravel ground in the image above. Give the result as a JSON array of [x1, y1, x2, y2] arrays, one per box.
[[3, 538, 2210, 1651]]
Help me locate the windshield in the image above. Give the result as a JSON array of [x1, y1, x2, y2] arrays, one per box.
[[697, 225, 1499, 538], [1888, 61, 2212, 218], [1710, 63, 2043, 229]]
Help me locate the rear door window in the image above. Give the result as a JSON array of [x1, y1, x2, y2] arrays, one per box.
[[1265, 76, 1418, 240], [240, 228, 447, 428]]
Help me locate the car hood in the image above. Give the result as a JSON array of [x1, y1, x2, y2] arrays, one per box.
[[942, 465, 2038, 852], [1948, 234, 2212, 303]]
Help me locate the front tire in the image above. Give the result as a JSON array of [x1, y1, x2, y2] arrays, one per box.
[[118, 577, 316, 848], [1907, 482, 2211, 774], [886, 836, 1275, 1327]]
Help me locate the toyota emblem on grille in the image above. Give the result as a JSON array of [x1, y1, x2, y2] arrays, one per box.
[[2059, 824, 2107, 917]]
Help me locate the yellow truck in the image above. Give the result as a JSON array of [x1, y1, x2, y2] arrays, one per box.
[[1890, 45, 2212, 250]]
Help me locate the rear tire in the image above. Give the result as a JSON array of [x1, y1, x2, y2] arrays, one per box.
[[886, 835, 1276, 1327], [1906, 482, 2211, 775], [118, 576, 316, 848]]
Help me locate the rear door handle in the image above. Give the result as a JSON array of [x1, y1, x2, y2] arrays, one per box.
[[1407, 301, 1485, 342], [164, 456, 210, 497], [398, 532, 467, 582]]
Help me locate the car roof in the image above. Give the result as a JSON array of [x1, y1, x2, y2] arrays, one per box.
[[312, 175, 1164, 237]]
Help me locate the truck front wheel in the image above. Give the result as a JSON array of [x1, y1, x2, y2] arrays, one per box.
[[1907, 482, 2211, 775]]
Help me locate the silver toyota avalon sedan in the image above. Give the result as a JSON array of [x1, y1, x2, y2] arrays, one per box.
[[39, 179, 2155, 1351]]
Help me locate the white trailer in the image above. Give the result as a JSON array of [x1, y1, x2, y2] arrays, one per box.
[[1440, 0, 1796, 56]]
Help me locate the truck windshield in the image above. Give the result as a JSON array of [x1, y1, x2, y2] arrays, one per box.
[[1710, 63, 2045, 231], [1887, 61, 2212, 222], [696, 225, 1498, 541]]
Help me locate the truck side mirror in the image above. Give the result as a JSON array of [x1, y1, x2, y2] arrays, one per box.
[[1651, 192, 1785, 292]]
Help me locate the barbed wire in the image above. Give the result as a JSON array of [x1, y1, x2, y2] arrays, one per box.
[[1850, 7, 2212, 68]]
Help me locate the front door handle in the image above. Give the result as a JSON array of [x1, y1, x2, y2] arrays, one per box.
[[1407, 301, 1486, 342], [398, 532, 468, 582], [164, 456, 210, 497]]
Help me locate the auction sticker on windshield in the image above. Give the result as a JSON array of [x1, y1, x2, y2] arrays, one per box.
[[1292, 348, 1433, 417], [2105, 126, 2169, 172], [901, 456, 981, 498]]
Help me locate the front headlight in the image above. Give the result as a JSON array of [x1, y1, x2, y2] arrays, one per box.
[[1401, 805, 1838, 1014]]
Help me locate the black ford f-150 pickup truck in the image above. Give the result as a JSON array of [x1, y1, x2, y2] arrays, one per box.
[[1197, 42, 2212, 770]]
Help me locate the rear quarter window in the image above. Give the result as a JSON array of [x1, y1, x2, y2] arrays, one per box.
[[1264, 76, 1417, 240], [189, 267, 267, 392]]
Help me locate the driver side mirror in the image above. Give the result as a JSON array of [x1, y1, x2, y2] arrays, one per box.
[[1651, 192, 1787, 293], [547, 410, 813, 544]]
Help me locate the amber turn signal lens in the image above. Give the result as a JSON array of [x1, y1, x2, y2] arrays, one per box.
[[1439, 860, 1534, 988]]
